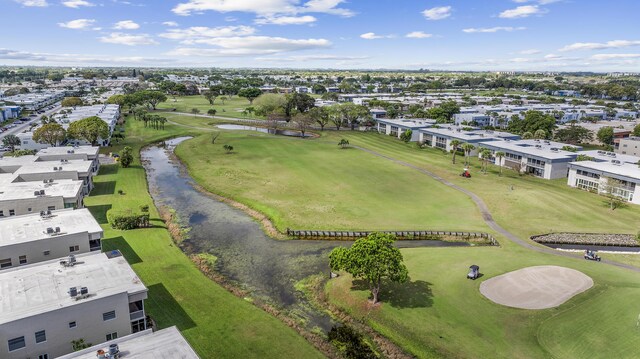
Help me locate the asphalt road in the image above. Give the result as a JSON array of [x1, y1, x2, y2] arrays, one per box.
[[0, 102, 62, 148]]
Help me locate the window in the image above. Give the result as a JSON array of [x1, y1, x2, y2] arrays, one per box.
[[69, 245, 80, 253], [43, 250, 50, 256], [103, 310, 116, 321], [19, 255, 27, 265], [47, 206, 55, 211], [0, 258, 12, 269], [131, 318, 146, 333], [576, 178, 599, 192], [68, 321, 77, 329], [35, 330, 46, 344], [8, 336, 25, 352], [0, 210, 3, 217], [9, 209, 15, 216], [38, 354, 49, 359], [28, 208, 32, 212], [106, 332, 118, 341]]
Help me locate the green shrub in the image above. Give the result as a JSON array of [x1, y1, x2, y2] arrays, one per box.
[[107, 209, 150, 230]]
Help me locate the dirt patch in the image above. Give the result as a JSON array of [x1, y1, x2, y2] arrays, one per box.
[[480, 265, 593, 309]]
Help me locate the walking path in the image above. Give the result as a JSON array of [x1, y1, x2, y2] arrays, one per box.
[[351, 144, 640, 273]]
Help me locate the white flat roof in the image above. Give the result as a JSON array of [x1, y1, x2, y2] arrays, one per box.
[[376, 118, 436, 128], [14, 159, 92, 175], [37, 146, 99, 158], [570, 160, 640, 181], [0, 208, 100, 247], [0, 251, 146, 325], [580, 150, 640, 164], [0, 155, 39, 168], [480, 139, 579, 160], [57, 327, 199, 359], [0, 178, 83, 201], [420, 126, 519, 142]]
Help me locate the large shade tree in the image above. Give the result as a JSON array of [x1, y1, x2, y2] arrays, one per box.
[[33, 123, 66, 146], [67, 116, 109, 146], [2, 134, 21, 152], [329, 233, 408, 304], [238, 87, 262, 105]]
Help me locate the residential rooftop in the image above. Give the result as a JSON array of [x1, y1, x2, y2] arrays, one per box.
[[580, 150, 640, 164], [480, 139, 580, 160], [13, 159, 92, 176], [57, 327, 199, 359], [36, 145, 99, 159], [421, 126, 520, 142], [570, 160, 640, 181], [0, 251, 146, 325], [0, 178, 83, 201], [376, 118, 437, 128], [0, 208, 101, 247]]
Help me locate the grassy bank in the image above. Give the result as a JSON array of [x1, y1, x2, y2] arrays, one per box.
[[174, 130, 488, 233], [86, 118, 323, 358]]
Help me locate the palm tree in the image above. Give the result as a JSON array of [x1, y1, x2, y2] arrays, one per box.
[[495, 151, 505, 176], [450, 139, 461, 164], [461, 143, 475, 167], [479, 148, 492, 173]]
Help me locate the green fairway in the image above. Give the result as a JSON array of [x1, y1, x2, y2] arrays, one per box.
[[326, 246, 640, 359], [157, 95, 260, 119], [86, 119, 323, 358], [174, 130, 488, 232]]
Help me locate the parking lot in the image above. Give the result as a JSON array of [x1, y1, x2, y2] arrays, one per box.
[[0, 102, 61, 152]]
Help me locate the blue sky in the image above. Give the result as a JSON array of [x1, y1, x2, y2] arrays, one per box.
[[1, 0, 639, 71]]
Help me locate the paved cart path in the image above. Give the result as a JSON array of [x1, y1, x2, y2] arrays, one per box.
[[351, 144, 640, 273]]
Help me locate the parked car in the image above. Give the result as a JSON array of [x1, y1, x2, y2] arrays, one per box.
[[467, 264, 480, 279], [584, 250, 601, 262]]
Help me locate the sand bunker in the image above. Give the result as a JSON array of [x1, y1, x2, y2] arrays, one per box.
[[479, 265, 593, 309]]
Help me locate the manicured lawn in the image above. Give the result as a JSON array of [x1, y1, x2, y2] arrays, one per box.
[[85, 119, 323, 358], [157, 95, 260, 120], [174, 130, 488, 232], [326, 245, 640, 359]]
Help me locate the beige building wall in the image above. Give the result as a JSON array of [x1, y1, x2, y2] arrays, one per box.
[[1, 293, 139, 359]]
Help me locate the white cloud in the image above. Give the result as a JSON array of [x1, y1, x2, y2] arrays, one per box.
[[255, 15, 317, 25], [167, 36, 331, 57], [405, 31, 432, 39], [360, 32, 394, 40], [590, 53, 640, 60], [13, 0, 48, 6], [463, 26, 526, 33], [499, 5, 546, 18], [58, 19, 95, 29], [113, 20, 140, 30], [160, 26, 256, 43], [559, 40, 640, 52], [162, 21, 179, 27], [172, 0, 354, 17], [62, 0, 94, 8], [422, 6, 451, 20], [0, 48, 175, 64], [255, 54, 369, 62], [99, 33, 158, 45], [519, 49, 541, 54]]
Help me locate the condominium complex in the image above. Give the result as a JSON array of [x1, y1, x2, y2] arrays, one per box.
[[0, 208, 103, 270], [0, 251, 148, 359]]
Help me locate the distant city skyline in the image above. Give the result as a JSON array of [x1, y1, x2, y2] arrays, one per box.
[[1, 0, 639, 71]]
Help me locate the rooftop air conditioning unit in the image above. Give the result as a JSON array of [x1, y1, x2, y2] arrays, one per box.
[[53, 167, 58, 171], [34, 191, 40, 196], [68, 287, 78, 297], [46, 227, 54, 234], [55, 227, 60, 233]]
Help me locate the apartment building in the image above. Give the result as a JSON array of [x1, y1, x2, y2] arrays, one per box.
[[375, 118, 436, 141], [58, 326, 199, 359], [419, 126, 520, 155], [617, 136, 640, 157], [480, 139, 581, 179], [0, 178, 84, 217], [568, 160, 640, 205], [0, 208, 102, 269], [1, 91, 65, 111], [0, 251, 148, 359]]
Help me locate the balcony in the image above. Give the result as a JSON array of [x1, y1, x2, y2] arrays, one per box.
[[129, 310, 145, 321]]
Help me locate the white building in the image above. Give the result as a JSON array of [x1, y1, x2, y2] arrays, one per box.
[[18, 105, 119, 150], [0, 251, 148, 359], [568, 160, 640, 205], [1, 91, 65, 111], [57, 326, 199, 359], [375, 118, 436, 141], [453, 113, 491, 127], [419, 126, 520, 155], [0, 178, 84, 217], [479, 139, 581, 179], [617, 137, 640, 157], [0, 208, 102, 269]]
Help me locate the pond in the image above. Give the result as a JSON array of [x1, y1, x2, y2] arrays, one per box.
[[217, 124, 313, 138], [142, 136, 470, 332]]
